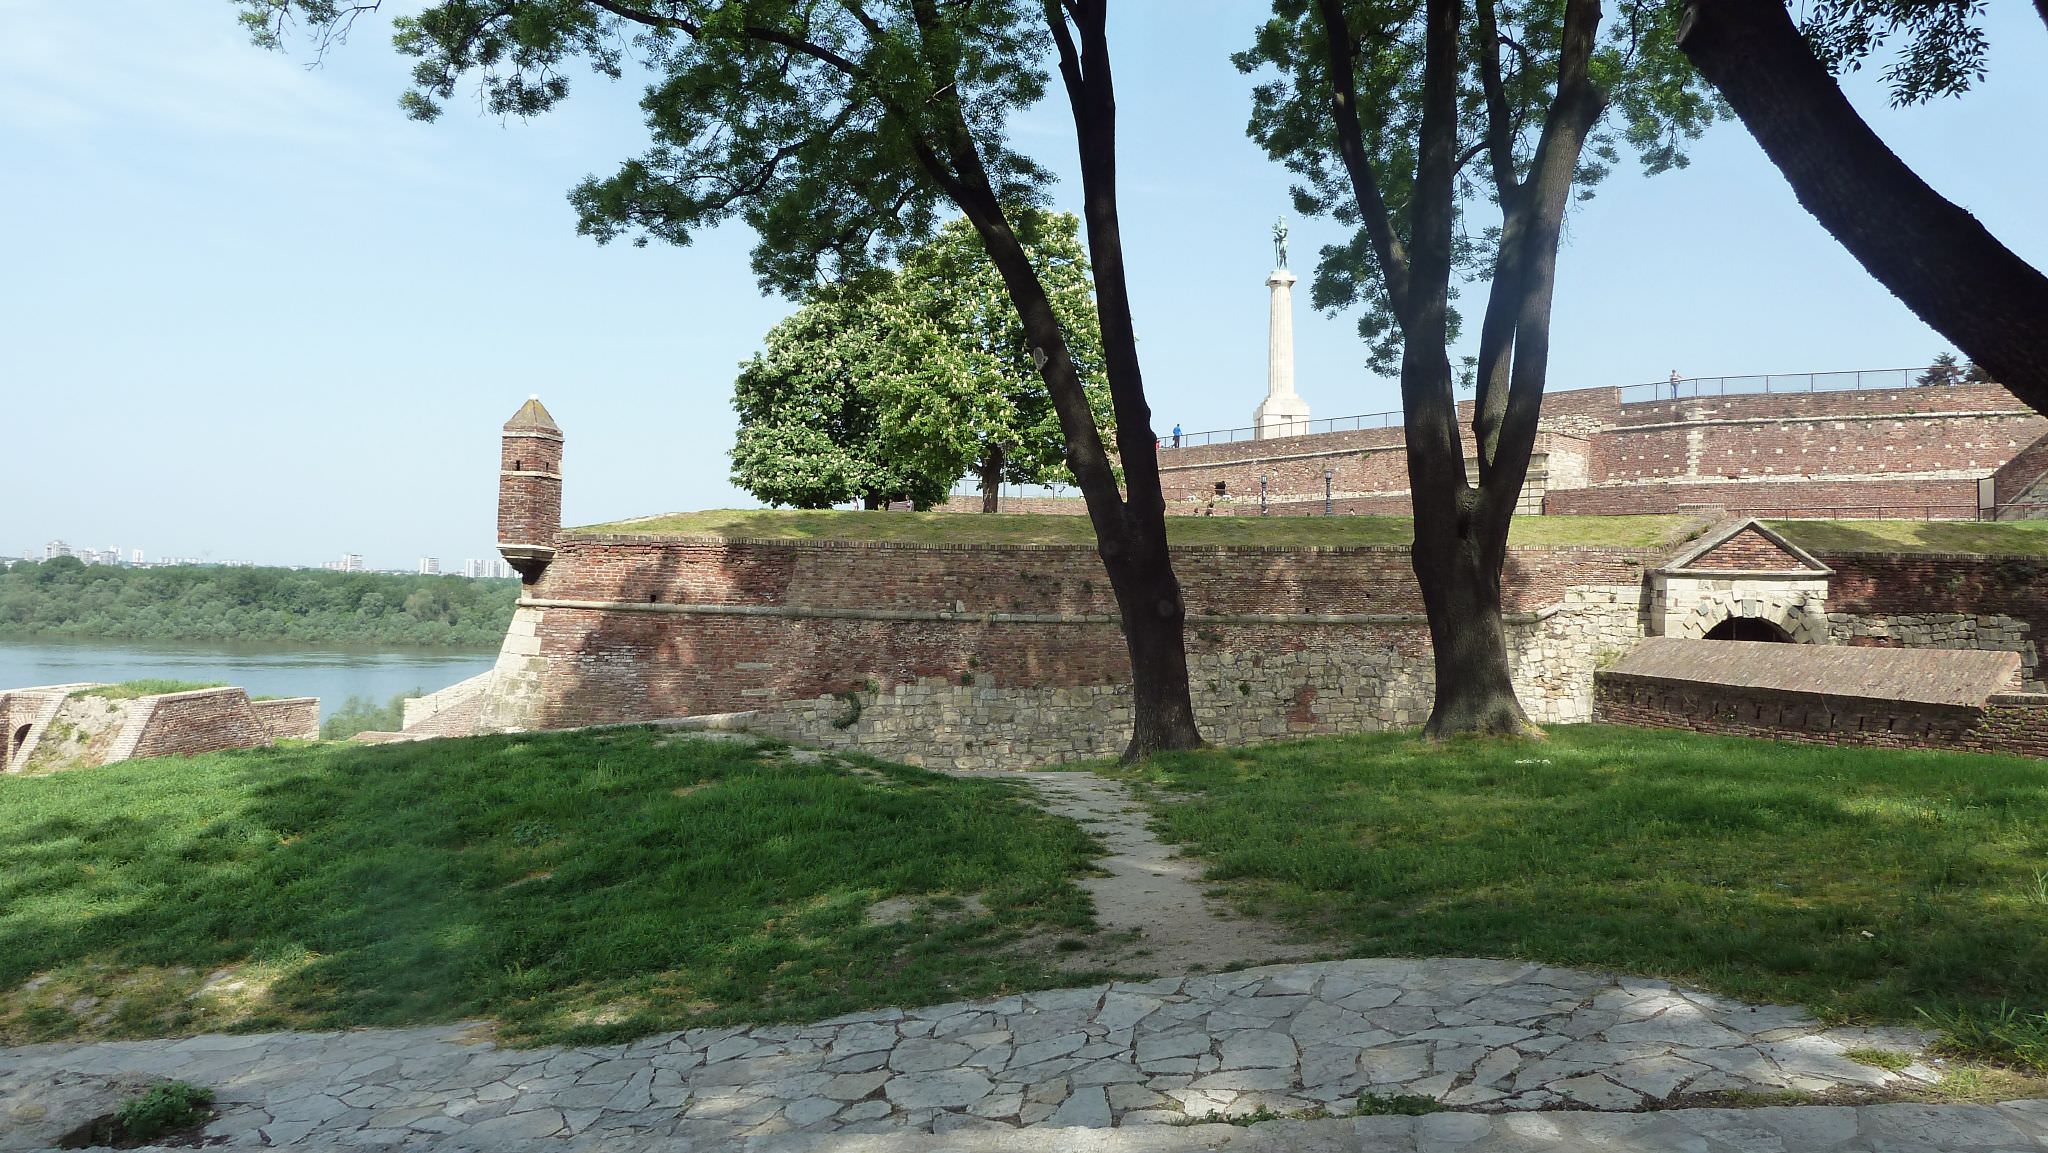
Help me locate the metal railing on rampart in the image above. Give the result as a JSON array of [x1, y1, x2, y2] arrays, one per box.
[[1167, 366, 1963, 448]]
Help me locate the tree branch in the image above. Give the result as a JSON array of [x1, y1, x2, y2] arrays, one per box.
[[1680, 0, 2048, 418], [1312, 0, 1414, 325], [1474, 0, 1518, 195]]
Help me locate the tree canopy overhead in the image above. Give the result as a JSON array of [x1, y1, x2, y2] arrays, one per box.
[[238, 0, 1209, 757], [1238, 0, 1717, 735], [727, 208, 1111, 512]]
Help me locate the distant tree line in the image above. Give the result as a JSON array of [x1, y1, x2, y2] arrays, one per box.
[[1916, 353, 1995, 389], [0, 557, 518, 647]]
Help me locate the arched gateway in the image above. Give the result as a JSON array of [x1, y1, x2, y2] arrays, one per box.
[[1649, 519, 1834, 644]]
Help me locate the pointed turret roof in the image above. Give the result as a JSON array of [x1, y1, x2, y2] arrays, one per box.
[[504, 395, 559, 433]]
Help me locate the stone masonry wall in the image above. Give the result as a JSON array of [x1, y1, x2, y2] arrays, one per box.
[[251, 697, 321, 742], [1593, 675, 2048, 761], [1816, 552, 2048, 691], [749, 588, 1646, 769], [474, 534, 1657, 764]]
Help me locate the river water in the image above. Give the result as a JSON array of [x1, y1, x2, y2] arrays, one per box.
[[0, 636, 496, 719]]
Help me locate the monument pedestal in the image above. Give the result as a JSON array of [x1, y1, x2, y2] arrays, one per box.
[[1255, 267, 1310, 439]]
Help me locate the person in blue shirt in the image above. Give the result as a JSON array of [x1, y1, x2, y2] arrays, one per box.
[[1172, 423, 1182, 448]]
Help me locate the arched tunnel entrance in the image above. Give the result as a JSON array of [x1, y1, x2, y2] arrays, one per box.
[[1704, 616, 1795, 642]]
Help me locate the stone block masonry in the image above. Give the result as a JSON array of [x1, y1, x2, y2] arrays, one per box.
[[466, 533, 1659, 765], [251, 697, 321, 742]]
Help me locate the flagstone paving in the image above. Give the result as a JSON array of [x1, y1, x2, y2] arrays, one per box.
[[0, 957, 1956, 1148]]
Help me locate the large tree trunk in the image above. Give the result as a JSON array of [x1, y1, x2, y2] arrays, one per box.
[[1678, 0, 2048, 417], [978, 447, 1004, 513], [904, 1, 1203, 760], [1042, 0, 1203, 759]]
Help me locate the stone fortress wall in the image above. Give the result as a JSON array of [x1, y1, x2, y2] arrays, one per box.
[[419, 398, 2048, 767], [1142, 382, 2048, 521], [472, 532, 1659, 767]]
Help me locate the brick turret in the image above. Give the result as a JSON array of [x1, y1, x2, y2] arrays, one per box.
[[498, 395, 563, 582]]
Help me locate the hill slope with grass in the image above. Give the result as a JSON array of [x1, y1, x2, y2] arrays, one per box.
[[0, 729, 1102, 1046], [1115, 725, 2048, 1071]]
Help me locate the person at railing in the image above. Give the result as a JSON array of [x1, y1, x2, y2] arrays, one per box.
[[1173, 423, 1182, 448]]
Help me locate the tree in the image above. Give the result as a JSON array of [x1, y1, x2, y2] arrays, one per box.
[[1238, 0, 1716, 736], [1676, 0, 2048, 419], [238, 0, 1203, 758], [1917, 351, 1962, 388], [877, 210, 1112, 512], [729, 292, 955, 510]]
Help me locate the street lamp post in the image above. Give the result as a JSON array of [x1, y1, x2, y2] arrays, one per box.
[[1324, 468, 1334, 516]]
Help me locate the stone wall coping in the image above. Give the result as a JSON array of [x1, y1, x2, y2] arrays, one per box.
[[1604, 636, 2020, 708], [250, 696, 320, 706], [557, 531, 1668, 557], [1990, 693, 2048, 706], [1656, 568, 1835, 580], [518, 596, 1574, 627], [142, 686, 250, 703]]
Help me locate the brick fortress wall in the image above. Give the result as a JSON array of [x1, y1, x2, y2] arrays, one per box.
[[472, 534, 1657, 766], [1816, 551, 2048, 690], [1153, 382, 2048, 520], [1593, 677, 2048, 760]]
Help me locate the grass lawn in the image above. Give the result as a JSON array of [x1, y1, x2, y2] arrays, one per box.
[[0, 728, 1104, 1046], [1115, 725, 2048, 1059], [574, 508, 1700, 549], [1771, 518, 2048, 556]]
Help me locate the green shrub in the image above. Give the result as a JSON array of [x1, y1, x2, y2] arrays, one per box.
[[115, 1081, 213, 1141]]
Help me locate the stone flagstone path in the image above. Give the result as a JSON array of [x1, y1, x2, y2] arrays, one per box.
[[0, 957, 1950, 1149]]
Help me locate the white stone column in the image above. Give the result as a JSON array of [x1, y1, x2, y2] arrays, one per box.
[[1254, 269, 1311, 438]]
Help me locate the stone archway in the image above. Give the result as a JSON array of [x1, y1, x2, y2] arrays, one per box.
[[9, 723, 29, 770], [1705, 615, 1794, 642]]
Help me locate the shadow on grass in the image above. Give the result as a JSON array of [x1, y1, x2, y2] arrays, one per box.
[[0, 728, 1104, 1046], [1120, 724, 2048, 1027]]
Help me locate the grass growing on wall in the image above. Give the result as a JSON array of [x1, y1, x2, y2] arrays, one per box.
[[575, 509, 1702, 549], [67, 680, 228, 700], [1769, 518, 2048, 557], [0, 728, 1104, 1046], [1112, 725, 2048, 1065]]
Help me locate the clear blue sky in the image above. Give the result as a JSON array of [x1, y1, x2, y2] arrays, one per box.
[[4, 1, 2044, 568]]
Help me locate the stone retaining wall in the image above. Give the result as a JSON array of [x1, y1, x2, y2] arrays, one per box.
[[1593, 675, 2048, 760], [252, 697, 321, 742]]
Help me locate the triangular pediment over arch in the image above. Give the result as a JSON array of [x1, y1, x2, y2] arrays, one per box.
[[1657, 518, 1833, 578]]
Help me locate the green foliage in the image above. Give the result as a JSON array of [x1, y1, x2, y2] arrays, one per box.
[[0, 561, 517, 647], [1922, 1003, 2048, 1071], [320, 690, 423, 740], [114, 1082, 215, 1141], [1353, 1092, 1441, 1115], [1114, 725, 2048, 1047], [1799, 0, 1989, 106], [729, 292, 953, 510], [0, 728, 1103, 1045], [1918, 350, 1964, 387], [1235, 0, 1720, 372], [729, 209, 1112, 508]]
